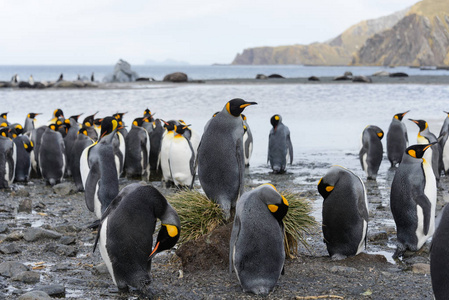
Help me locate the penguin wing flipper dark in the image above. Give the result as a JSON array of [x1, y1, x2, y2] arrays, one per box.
[[287, 134, 293, 164], [186, 137, 196, 177], [236, 139, 244, 194], [85, 164, 101, 212], [92, 223, 102, 253], [190, 140, 201, 189], [415, 194, 432, 236]]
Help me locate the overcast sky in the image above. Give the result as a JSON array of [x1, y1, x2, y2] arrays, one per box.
[[0, 0, 419, 65]]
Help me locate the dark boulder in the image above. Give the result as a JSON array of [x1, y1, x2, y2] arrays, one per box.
[[352, 75, 372, 83], [389, 72, 408, 77], [163, 72, 188, 82], [268, 74, 285, 78], [308, 76, 320, 81]]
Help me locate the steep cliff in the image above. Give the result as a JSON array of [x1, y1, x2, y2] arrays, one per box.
[[232, 8, 408, 65], [352, 0, 449, 66]]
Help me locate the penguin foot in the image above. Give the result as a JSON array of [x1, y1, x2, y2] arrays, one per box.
[[87, 219, 101, 230], [393, 245, 406, 259]]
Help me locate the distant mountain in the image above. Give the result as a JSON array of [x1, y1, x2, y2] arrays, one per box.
[[232, 8, 408, 65], [352, 0, 449, 66], [144, 59, 190, 66]]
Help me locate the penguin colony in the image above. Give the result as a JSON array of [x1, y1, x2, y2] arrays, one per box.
[[2, 106, 449, 298]]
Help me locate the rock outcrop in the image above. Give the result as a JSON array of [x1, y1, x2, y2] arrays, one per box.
[[103, 59, 139, 82]]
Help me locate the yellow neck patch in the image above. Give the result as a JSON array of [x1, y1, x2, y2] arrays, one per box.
[[268, 204, 278, 213], [112, 120, 118, 131], [133, 121, 138, 126], [24, 143, 28, 149], [0, 123, 7, 127], [163, 224, 178, 238], [30, 141, 34, 147], [282, 196, 289, 206], [326, 186, 334, 192], [226, 102, 231, 115]]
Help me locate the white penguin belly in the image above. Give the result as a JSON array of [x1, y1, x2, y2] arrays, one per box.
[[362, 153, 368, 175], [114, 155, 121, 178], [94, 182, 102, 219], [160, 133, 174, 182], [169, 137, 193, 186], [416, 159, 437, 248], [356, 220, 367, 255], [99, 217, 117, 285], [4, 159, 9, 184], [80, 145, 93, 188], [443, 141, 449, 172]]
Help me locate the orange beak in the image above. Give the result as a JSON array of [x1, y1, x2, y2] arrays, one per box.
[[148, 241, 160, 260]]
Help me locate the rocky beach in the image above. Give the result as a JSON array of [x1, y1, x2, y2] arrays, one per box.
[[0, 160, 444, 299]]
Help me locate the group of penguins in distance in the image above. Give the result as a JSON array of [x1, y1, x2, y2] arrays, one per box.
[[1, 100, 448, 298]]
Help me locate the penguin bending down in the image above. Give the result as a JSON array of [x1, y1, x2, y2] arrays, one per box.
[[390, 143, 436, 258], [39, 124, 66, 186], [81, 117, 119, 219], [386, 111, 409, 167], [318, 166, 368, 260], [197, 98, 257, 220], [230, 184, 288, 295], [268, 114, 293, 174], [13, 135, 33, 182], [93, 183, 180, 295], [430, 204, 449, 299], [0, 128, 16, 188], [241, 114, 253, 167], [409, 119, 442, 183], [124, 117, 150, 179], [359, 125, 384, 180], [168, 124, 196, 188]]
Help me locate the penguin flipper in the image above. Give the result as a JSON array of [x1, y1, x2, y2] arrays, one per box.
[[236, 139, 244, 195], [415, 194, 432, 236], [190, 140, 201, 190], [229, 216, 241, 275], [84, 164, 101, 212], [287, 134, 293, 165], [92, 223, 102, 253]]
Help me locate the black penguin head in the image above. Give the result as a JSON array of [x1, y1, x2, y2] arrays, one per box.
[[0, 127, 9, 138], [53, 109, 64, 119], [444, 111, 449, 116], [113, 112, 126, 121], [143, 109, 154, 121], [317, 175, 337, 200], [270, 114, 282, 128], [48, 124, 58, 131], [174, 124, 190, 135], [69, 114, 82, 122], [8, 125, 23, 138], [406, 143, 435, 159], [23, 138, 34, 153], [27, 113, 41, 119], [367, 125, 384, 140], [409, 119, 427, 132], [100, 116, 118, 139], [83, 112, 98, 127], [132, 117, 145, 127], [148, 223, 180, 260], [225, 98, 257, 117], [0, 112, 8, 119], [78, 127, 89, 136], [93, 118, 103, 128], [162, 120, 177, 131], [394, 111, 409, 121]]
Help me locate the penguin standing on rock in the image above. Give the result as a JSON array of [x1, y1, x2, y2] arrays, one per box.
[[387, 111, 409, 167], [197, 98, 257, 220], [71, 128, 94, 191], [230, 184, 288, 295], [318, 166, 368, 260], [168, 123, 196, 188], [268, 114, 293, 174], [81, 117, 119, 219], [390, 143, 436, 258], [93, 183, 180, 296], [0, 128, 16, 188], [39, 124, 66, 186], [148, 119, 164, 172], [359, 125, 384, 180]]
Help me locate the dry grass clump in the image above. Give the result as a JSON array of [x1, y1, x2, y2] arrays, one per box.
[[167, 188, 316, 258], [167, 189, 226, 243]]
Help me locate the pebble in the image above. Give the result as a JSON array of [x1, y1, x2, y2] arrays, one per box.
[[12, 271, 41, 283], [412, 263, 430, 274], [0, 223, 8, 233], [18, 198, 32, 213], [368, 231, 388, 242], [0, 261, 29, 278], [33, 284, 66, 297], [5, 231, 24, 241], [13, 189, 31, 198], [53, 182, 76, 195], [59, 235, 76, 245], [329, 266, 358, 274], [94, 262, 109, 275], [44, 243, 77, 257], [23, 227, 62, 242], [18, 291, 52, 300], [0, 243, 22, 254]]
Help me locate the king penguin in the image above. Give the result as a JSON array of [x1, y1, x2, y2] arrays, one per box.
[[230, 184, 288, 295], [197, 98, 257, 220], [81, 117, 119, 219], [148, 119, 164, 172], [48, 108, 64, 125], [93, 183, 180, 296], [268, 114, 293, 174], [39, 124, 66, 186], [23, 113, 41, 134], [13, 135, 33, 183], [359, 125, 384, 180], [71, 127, 94, 191], [430, 204, 449, 299], [241, 114, 253, 167], [0, 128, 16, 188], [159, 120, 178, 186], [409, 119, 442, 183], [168, 123, 196, 188], [390, 143, 436, 258], [124, 117, 150, 179], [438, 111, 449, 174], [64, 115, 82, 177], [386, 111, 409, 167], [318, 166, 369, 260]]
